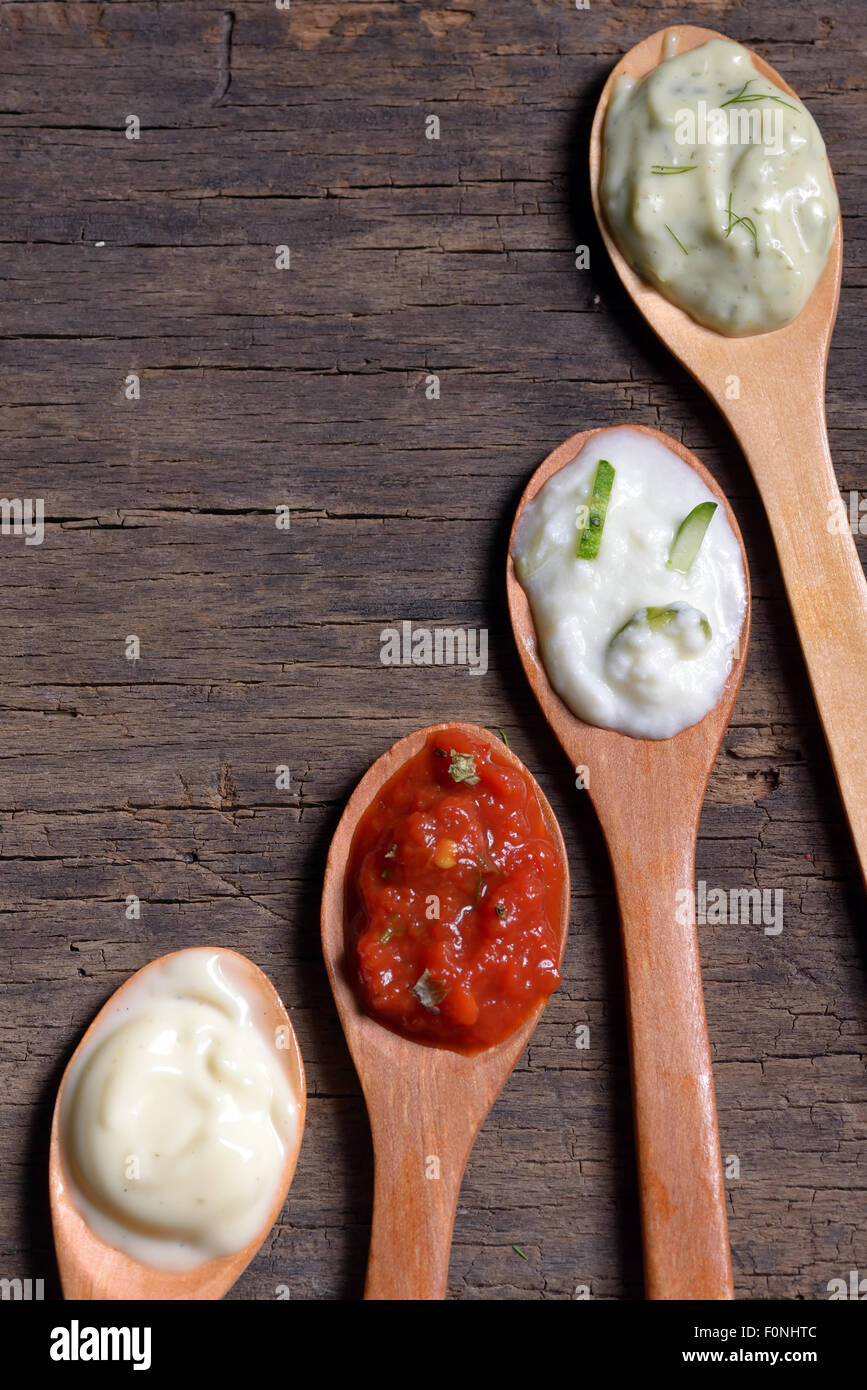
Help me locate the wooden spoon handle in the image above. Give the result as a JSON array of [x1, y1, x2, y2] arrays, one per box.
[[363, 1077, 475, 1300], [596, 798, 733, 1299], [718, 379, 867, 884], [364, 1143, 464, 1300]]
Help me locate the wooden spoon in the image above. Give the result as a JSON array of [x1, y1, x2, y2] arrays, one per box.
[[508, 424, 751, 1300], [49, 946, 306, 1300], [589, 24, 867, 887], [320, 722, 570, 1300]]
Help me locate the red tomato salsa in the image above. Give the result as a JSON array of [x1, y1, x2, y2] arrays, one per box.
[[346, 729, 564, 1053]]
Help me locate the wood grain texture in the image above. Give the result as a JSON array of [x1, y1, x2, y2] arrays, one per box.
[[0, 1, 865, 1300]]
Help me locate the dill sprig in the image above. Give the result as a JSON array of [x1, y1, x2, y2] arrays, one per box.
[[725, 191, 759, 257], [720, 78, 798, 112], [664, 224, 689, 256]]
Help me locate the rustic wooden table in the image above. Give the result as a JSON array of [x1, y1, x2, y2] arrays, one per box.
[[1, 1, 864, 1301]]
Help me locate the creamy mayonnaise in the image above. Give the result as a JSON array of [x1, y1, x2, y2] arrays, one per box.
[[61, 949, 301, 1270], [601, 37, 837, 335], [513, 429, 746, 739]]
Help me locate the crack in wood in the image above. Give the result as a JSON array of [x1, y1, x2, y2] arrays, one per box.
[[209, 11, 235, 107]]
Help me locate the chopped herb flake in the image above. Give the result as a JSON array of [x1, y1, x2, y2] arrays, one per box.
[[379, 916, 403, 945], [448, 749, 480, 785], [412, 969, 449, 1013]]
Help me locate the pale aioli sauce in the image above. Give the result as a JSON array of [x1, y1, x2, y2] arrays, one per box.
[[601, 38, 837, 335], [61, 949, 300, 1270], [513, 429, 747, 739]]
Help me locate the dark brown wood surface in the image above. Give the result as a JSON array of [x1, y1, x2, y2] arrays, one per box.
[[0, 0, 864, 1301]]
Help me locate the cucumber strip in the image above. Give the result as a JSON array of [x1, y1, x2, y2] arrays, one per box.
[[646, 605, 711, 641], [577, 459, 615, 559], [646, 604, 680, 631], [668, 501, 717, 573], [610, 604, 712, 647]]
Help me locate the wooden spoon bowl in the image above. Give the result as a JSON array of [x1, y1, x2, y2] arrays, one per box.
[[320, 721, 570, 1300], [49, 947, 306, 1300], [508, 423, 751, 1299], [590, 25, 867, 888]]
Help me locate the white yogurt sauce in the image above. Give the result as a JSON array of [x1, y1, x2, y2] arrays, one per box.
[[601, 38, 837, 335], [513, 429, 747, 739], [61, 949, 300, 1270]]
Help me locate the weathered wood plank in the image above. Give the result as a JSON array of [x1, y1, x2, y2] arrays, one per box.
[[0, 0, 864, 1300]]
